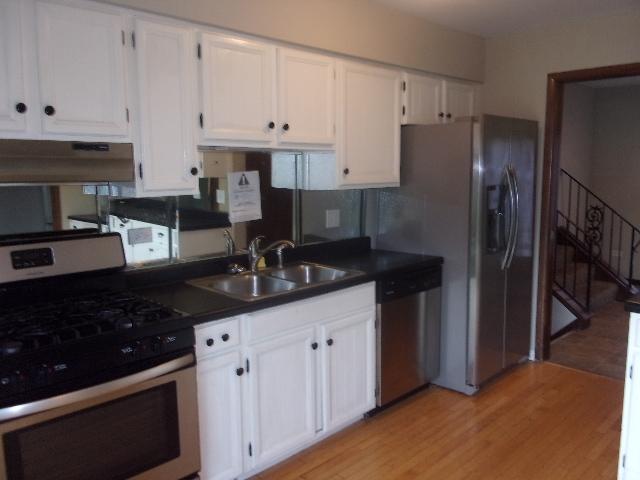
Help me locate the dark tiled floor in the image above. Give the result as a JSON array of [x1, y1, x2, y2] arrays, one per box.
[[550, 300, 629, 380]]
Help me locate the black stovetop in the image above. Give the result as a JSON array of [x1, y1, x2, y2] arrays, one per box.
[[0, 291, 183, 358]]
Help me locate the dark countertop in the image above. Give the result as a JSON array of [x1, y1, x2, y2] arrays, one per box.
[[133, 244, 443, 326], [625, 295, 640, 313], [68, 214, 108, 225], [69, 200, 231, 232], [0, 238, 442, 342]]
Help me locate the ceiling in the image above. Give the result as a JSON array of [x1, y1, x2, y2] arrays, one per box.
[[372, 0, 640, 37]]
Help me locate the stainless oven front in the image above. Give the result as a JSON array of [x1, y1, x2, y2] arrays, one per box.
[[0, 353, 200, 480]]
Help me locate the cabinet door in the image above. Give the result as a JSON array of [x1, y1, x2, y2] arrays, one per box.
[[337, 61, 401, 187], [277, 48, 335, 147], [621, 351, 640, 479], [135, 19, 199, 194], [198, 350, 245, 480], [200, 33, 275, 145], [246, 327, 317, 468], [443, 80, 475, 122], [0, 0, 27, 133], [35, 2, 128, 137], [321, 309, 376, 431], [402, 73, 443, 125]]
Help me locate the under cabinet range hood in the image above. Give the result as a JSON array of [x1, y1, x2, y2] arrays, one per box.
[[0, 139, 134, 184]]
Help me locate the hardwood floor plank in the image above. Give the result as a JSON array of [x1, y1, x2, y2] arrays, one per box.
[[256, 362, 623, 480]]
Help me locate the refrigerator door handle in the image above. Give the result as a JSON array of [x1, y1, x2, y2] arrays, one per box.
[[500, 166, 516, 270], [505, 165, 520, 269]]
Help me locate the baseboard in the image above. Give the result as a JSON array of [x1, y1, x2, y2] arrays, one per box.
[[551, 319, 581, 341]]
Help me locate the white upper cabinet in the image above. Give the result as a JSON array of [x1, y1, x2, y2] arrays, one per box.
[[0, 0, 28, 133], [35, 1, 128, 137], [134, 18, 199, 195], [401, 72, 442, 125], [443, 80, 476, 121], [336, 61, 401, 188], [199, 32, 275, 145], [276, 48, 335, 147], [402, 72, 476, 125]]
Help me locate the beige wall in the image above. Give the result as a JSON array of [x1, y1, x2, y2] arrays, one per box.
[[58, 186, 97, 228], [482, 9, 640, 354], [559, 84, 595, 187], [590, 86, 640, 226], [99, 0, 484, 82]]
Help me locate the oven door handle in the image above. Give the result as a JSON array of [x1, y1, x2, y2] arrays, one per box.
[[0, 353, 194, 422]]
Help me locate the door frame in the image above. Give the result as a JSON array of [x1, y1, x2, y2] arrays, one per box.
[[536, 62, 640, 359]]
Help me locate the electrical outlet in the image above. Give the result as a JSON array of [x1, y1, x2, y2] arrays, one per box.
[[325, 209, 340, 229]]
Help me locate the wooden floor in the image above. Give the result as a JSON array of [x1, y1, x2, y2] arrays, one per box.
[[551, 301, 629, 380], [256, 363, 623, 480]]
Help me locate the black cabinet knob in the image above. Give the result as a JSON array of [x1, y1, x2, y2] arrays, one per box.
[[206, 338, 214, 347], [446, 113, 452, 119], [438, 112, 444, 118], [282, 123, 290, 131], [327, 338, 334, 346], [311, 342, 318, 350], [44, 105, 55, 116], [222, 333, 230, 342], [15, 103, 27, 114], [268, 121, 275, 129], [236, 367, 244, 376], [343, 168, 350, 175], [190, 167, 199, 176]]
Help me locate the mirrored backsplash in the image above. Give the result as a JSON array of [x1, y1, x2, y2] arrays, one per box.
[[0, 151, 367, 269]]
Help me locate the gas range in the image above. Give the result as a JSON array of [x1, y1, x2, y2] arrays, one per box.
[[0, 232, 195, 408], [0, 229, 201, 478]]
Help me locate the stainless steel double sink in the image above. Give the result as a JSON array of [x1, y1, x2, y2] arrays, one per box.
[[187, 262, 362, 301]]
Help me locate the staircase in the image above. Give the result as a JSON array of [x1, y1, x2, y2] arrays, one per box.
[[553, 169, 640, 328]]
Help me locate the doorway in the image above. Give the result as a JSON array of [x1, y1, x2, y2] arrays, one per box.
[[537, 63, 640, 367]]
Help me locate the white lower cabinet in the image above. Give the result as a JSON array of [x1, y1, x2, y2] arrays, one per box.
[[321, 310, 376, 431], [246, 327, 318, 468], [198, 349, 245, 480], [619, 312, 640, 479], [195, 283, 376, 480]]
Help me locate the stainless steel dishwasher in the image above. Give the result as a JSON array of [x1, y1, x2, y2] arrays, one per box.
[[376, 265, 442, 407]]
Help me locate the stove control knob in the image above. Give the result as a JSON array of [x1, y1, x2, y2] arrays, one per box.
[[33, 365, 51, 385], [151, 337, 163, 353], [121, 341, 140, 357]]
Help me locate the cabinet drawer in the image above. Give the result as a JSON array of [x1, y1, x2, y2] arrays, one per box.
[[195, 317, 241, 358], [247, 282, 375, 343]]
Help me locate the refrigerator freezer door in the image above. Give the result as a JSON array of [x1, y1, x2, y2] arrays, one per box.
[[504, 119, 537, 367], [467, 115, 513, 387]]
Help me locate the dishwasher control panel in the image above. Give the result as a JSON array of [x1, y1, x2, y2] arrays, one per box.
[[377, 266, 442, 303]]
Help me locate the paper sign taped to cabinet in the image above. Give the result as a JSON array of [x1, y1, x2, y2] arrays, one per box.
[[227, 171, 262, 223]]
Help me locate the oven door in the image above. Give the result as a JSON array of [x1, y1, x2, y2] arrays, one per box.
[[0, 353, 199, 480]]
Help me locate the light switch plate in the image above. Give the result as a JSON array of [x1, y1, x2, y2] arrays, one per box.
[[216, 189, 226, 205], [325, 209, 340, 229]]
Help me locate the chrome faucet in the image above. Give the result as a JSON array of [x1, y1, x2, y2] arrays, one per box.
[[248, 236, 296, 272], [223, 229, 236, 256]]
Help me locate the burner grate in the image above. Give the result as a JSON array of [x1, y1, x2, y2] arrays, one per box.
[[0, 291, 180, 357]]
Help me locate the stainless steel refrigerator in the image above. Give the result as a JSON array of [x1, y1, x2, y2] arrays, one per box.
[[375, 115, 537, 394]]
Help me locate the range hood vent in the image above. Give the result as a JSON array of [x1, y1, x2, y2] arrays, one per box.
[[0, 139, 135, 184]]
